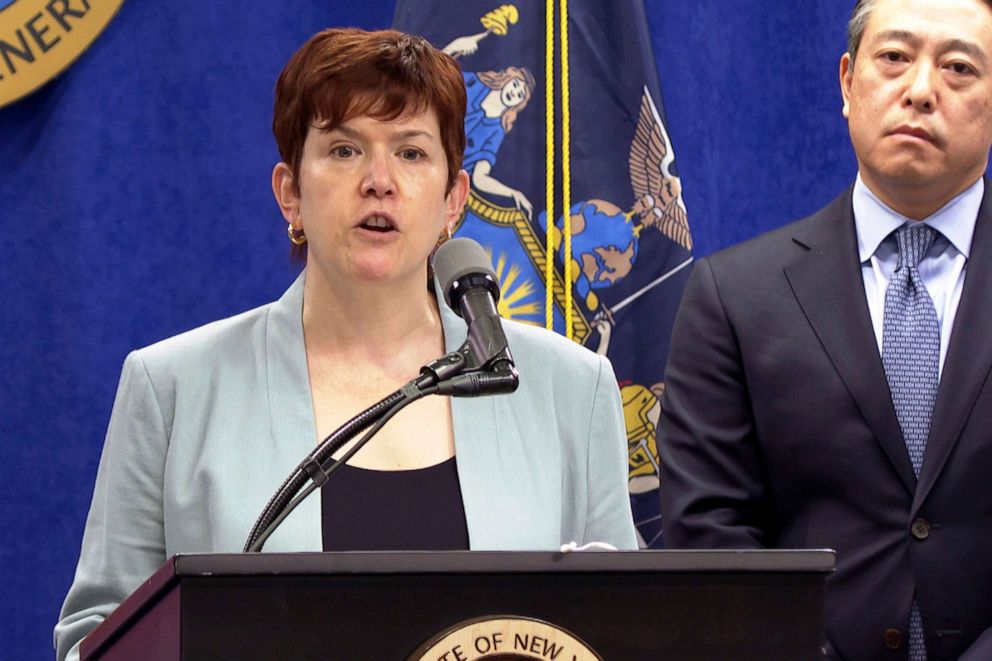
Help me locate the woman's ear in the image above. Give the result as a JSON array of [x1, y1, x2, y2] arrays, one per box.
[[272, 162, 300, 224], [444, 169, 471, 227]]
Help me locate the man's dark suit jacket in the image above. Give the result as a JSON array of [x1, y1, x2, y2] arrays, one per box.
[[659, 185, 992, 660]]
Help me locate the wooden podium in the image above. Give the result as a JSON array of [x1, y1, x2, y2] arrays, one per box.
[[81, 550, 833, 660]]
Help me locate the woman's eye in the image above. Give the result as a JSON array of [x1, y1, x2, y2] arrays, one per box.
[[331, 145, 356, 158], [400, 148, 425, 161]]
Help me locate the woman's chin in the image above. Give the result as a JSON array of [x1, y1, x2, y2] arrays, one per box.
[[308, 249, 428, 290], [347, 260, 424, 287]]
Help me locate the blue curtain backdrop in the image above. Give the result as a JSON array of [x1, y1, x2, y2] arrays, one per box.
[[0, 2, 855, 657]]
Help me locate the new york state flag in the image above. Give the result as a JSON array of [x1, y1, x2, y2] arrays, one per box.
[[395, 0, 693, 548]]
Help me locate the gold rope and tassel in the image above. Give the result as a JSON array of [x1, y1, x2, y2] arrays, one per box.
[[541, 0, 573, 338], [544, 0, 556, 331], [476, 3, 571, 338], [559, 0, 572, 340]]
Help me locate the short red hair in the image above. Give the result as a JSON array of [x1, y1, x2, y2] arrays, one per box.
[[273, 28, 467, 196]]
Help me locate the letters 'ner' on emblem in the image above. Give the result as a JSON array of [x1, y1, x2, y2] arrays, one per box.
[[0, 0, 126, 107]]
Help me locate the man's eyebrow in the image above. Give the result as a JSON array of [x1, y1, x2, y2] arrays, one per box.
[[869, 29, 921, 48], [870, 29, 988, 66], [942, 38, 989, 66]]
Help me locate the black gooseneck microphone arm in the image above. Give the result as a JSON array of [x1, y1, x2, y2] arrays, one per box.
[[244, 379, 434, 553], [243, 350, 469, 553]]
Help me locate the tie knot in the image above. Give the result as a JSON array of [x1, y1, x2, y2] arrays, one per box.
[[895, 224, 936, 270]]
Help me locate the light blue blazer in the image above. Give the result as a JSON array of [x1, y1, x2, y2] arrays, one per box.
[[55, 272, 637, 660]]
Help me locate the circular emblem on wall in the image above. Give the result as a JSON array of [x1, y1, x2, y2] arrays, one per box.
[[410, 616, 602, 660], [0, 0, 125, 107]]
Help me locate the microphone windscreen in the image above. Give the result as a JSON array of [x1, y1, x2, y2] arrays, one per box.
[[432, 238, 498, 308]]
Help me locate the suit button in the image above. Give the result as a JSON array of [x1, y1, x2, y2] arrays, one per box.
[[911, 518, 930, 540], [884, 628, 903, 650]]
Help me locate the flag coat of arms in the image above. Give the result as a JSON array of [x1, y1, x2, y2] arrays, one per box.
[[395, 0, 692, 548]]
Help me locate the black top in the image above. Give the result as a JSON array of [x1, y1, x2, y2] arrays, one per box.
[[321, 457, 470, 551]]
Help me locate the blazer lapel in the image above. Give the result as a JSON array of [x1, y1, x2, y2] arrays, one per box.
[[262, 271, 323, 551], [914, 183, 992, 510], [436, 284, 506, 549], [784, 190, 917, 494]]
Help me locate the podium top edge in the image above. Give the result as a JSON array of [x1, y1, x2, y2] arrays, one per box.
[[171, 549, 836, 576], [82, 549, 834, 659]]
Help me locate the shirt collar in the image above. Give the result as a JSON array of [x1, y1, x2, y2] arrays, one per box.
[[852, 173, 982, 262]]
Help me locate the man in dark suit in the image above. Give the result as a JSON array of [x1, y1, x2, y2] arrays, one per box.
[[659, 0, 992, 658]]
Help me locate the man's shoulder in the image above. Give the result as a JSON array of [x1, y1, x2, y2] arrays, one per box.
[[705, 188, 853, 275]]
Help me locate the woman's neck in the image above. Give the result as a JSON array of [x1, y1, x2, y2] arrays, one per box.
[[301, 265, 443, 364], [481, 91, 504, 118]]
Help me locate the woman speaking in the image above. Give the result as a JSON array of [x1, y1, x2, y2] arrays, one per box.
[[55, 27, 636, 660]]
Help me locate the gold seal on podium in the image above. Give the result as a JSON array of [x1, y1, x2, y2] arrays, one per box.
[[410, 616, 602, 660]]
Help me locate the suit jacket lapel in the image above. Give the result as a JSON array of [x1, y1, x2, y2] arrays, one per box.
[[437, 282, 504, 549], [437, 283, 561, 550], [915, 183, 992, 510], [263, 271, 323, 551], [784, 189, 917, 494]]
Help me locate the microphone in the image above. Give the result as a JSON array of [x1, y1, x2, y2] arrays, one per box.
[[431, 238, 518, 395]]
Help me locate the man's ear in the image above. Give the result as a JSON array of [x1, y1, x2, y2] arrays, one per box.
[[839, 52, 854, 119], [444, 169, 471, 232], [272, 162, 300, 225]]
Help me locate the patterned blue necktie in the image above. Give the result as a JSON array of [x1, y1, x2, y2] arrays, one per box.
[[881, 223, 939, 661]]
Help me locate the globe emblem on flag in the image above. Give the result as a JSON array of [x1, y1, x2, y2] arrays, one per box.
[[539, 198, 641, 318], [563, 199, 638, 290]]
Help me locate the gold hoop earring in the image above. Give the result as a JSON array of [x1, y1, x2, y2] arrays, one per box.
[[287, 223, 307, 246], [435, 225, 454, 250]]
